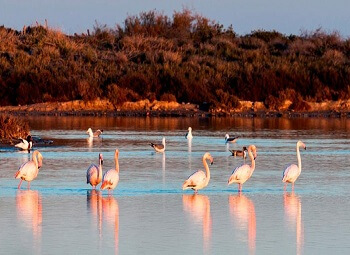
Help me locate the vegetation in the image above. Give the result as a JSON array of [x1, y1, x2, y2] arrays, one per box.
[[0, 115, 29, 140], [0, 9, 349, 111]]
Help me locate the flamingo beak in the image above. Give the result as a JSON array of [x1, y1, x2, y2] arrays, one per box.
[[304, 147, 307, 150], [101, 159, 103, 165]]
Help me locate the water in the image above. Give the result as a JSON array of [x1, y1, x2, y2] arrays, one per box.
[[0, 116, 349, 254]]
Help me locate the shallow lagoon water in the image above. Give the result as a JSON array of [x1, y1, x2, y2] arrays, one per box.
[[0, 116, 349, 254]]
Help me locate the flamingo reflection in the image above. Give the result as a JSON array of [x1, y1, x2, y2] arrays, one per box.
[[284, 191, 304, 255], [183, 194, 212, 253], [229, 194, 256, 255], [87, 191, 119, 254], [16, 190, 42, 247]]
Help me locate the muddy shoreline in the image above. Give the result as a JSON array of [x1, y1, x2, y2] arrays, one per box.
[[0, 99, 349, 118]]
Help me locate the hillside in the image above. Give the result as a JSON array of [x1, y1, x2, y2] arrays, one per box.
[[0, 9, 349, 112]]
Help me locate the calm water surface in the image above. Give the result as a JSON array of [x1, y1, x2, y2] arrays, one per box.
[[1, 116, 349, 254]]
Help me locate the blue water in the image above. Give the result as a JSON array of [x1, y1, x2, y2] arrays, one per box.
[[0, 116, 349, 254]]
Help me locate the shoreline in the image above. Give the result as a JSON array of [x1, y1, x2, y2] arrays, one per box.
[[0, 99, 349, 118]]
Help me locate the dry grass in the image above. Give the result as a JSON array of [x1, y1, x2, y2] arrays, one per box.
[[0, 114, 29, 140]]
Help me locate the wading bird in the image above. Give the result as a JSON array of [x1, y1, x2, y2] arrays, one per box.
[[86, 153, 103, 189], [15, 150, 43, 189], [182, 152, 214, 193], [282, 141, 307, 191], [228, 145, 257, 192]]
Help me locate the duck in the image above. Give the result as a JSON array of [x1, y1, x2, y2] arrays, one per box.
[[225, 134, 238, 143], [150, 137, 166, 153], [15, 135, 33, 151], [185, 127, 193, 139], [86, 128, 103, 138], [229, 147, 248, 159]]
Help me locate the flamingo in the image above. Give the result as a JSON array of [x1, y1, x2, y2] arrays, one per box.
[[225, 134, 238, 143], [87, 128, 103, 138], [150, 137, 166, 153], [282, 141, 307, 191], [185, 127, 193, 139], [15, 135, 33, 151], [15, 150, 43, 189], [86, 153, 103, 189], [182, 152, 214, 193], [228, 145, 257, 192], [229, 146, 248, 159], [101, 149, 120, 192]]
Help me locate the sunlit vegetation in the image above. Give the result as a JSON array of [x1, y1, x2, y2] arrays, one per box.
[[0, 115, 29, 140], [0, 9, 349, 110]]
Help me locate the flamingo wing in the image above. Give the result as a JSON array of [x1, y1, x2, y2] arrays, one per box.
[[86, 164, 99, 184], [183, 170, 206, 189], [282, 164, 299, 183], [230, 164, 251, 183], [15, 161, 37, 181], [101, 169, 119, 189]]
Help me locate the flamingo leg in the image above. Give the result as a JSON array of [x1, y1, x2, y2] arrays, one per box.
[[17, 179, 23, 189], [27, 181, 31, 190], [284, 183, 287, 191], [238, 184, 242, 192], [292, 183, 295, 192]]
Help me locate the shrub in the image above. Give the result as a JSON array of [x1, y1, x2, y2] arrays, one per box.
[[0, 115, 30, 141]]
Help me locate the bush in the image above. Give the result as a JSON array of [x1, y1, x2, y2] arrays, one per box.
[[0, 115, 30, 141], [160, 93, 177, 102]]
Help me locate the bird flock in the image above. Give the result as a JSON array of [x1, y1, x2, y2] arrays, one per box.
[[14, 127, 307, 193]]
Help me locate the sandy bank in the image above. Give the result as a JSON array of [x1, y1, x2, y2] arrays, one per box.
[[0, 99, 349, 118]]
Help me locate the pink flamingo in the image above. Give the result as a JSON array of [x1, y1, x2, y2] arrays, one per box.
[[282, 141, 307, 191], [86, 153, 103, 189], [101, 149, 120, 193], [182, 152, 214, 193], [228, 145, 257, 192], [15, 150, 43, 189]]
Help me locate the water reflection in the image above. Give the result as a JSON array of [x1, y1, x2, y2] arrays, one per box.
[[187, 138, 192, 153], [16, 190, 42, 251], [87, 137, 93, 151], [284, 192, 304, 255], [162, 152, 166, 184], [87, 190, 119, 254], [183, 194, 212, 254], [229, 194, 256, 255]]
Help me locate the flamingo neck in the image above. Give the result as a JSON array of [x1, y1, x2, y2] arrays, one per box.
[[296, 145, 302, 173], [115, 155, 119, 173], [98, 159, 103, 181], [203, 156, 210, 184], [32, 151, 39, 168], [249, 150, 256, 174]]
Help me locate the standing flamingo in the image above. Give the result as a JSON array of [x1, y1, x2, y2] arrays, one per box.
[[228, 145, 257, 192], [182, 152, 214, 193], [15, 150, 43, 189], [101, 149, 120, 193], [185, 127, 193, 139], [86, 153, 103, 189], [282, 141, 307, 191]]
